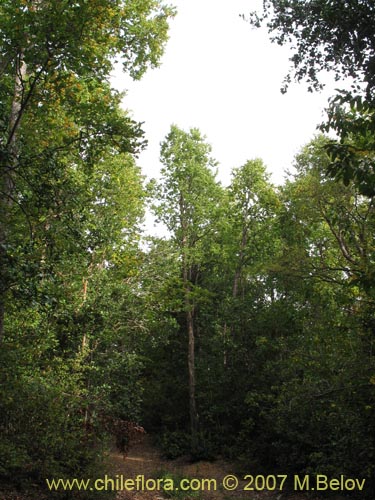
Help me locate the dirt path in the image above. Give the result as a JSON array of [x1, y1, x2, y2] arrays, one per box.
[[111, 437, 321, 500]]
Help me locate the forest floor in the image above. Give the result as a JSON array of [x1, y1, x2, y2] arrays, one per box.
[[0, 437, 331, 500], [111, 436, 323, 500]]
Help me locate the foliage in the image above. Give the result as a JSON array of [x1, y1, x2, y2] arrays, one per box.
[[246, 0, 375, 94], [229, 138, 375, 494], [155, 431, 191, 460], [141, 134, 375, 498], [2, 1, 375, 496], [0, 0, 175, 494], [247, 0, 375, 195], [322, 91, 375, 196]]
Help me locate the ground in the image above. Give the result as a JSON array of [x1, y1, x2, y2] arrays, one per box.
[[111, 436, 326, 500], [0, 437, 344, 500]]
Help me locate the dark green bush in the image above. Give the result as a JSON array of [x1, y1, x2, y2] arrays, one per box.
[[155, 430, 190, 459]]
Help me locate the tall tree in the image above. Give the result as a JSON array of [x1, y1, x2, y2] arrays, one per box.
[[154, 125, 221, 442], [0, 0, 175, 341]]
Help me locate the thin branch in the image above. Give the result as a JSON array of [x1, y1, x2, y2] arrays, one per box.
[[6, 56, 51, 150], [320, 210, 357, 265]]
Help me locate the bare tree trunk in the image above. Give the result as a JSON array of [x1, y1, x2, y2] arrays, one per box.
[[181, 228, 198, 439], [183, 263, 198, 440], [179, 193, 199, 443], [187, 304, 198, 438], [0, 50, 26, 343]]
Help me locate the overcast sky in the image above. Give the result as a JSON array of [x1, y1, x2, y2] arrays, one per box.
[[112, 0, 338, 187]]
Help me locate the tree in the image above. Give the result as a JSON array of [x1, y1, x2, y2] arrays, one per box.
[[281, 135, 375, 296], [247, 0, 375, 95], [246, 0, 375, 194], [0, 0, 175, 341], [257, 137, 375, 483], [211, 139, 375, 487], [322, 91, 375, 196], [154, 125, 222, 443], [0, 0, 175, 488]]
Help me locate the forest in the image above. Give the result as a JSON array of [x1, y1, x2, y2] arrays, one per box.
[[1, 1, 375, 499]]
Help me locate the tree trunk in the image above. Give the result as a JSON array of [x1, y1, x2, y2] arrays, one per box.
[[0, 50, 26, 343], [183, 267, 198, 440], [187, 305, 198, 438]]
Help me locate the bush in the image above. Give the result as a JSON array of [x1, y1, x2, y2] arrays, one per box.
[[155, 430, 190, 459], [0, 345, 105, 494]]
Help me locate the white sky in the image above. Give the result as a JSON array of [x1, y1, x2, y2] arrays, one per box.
[[112, 0, 338, 187]]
